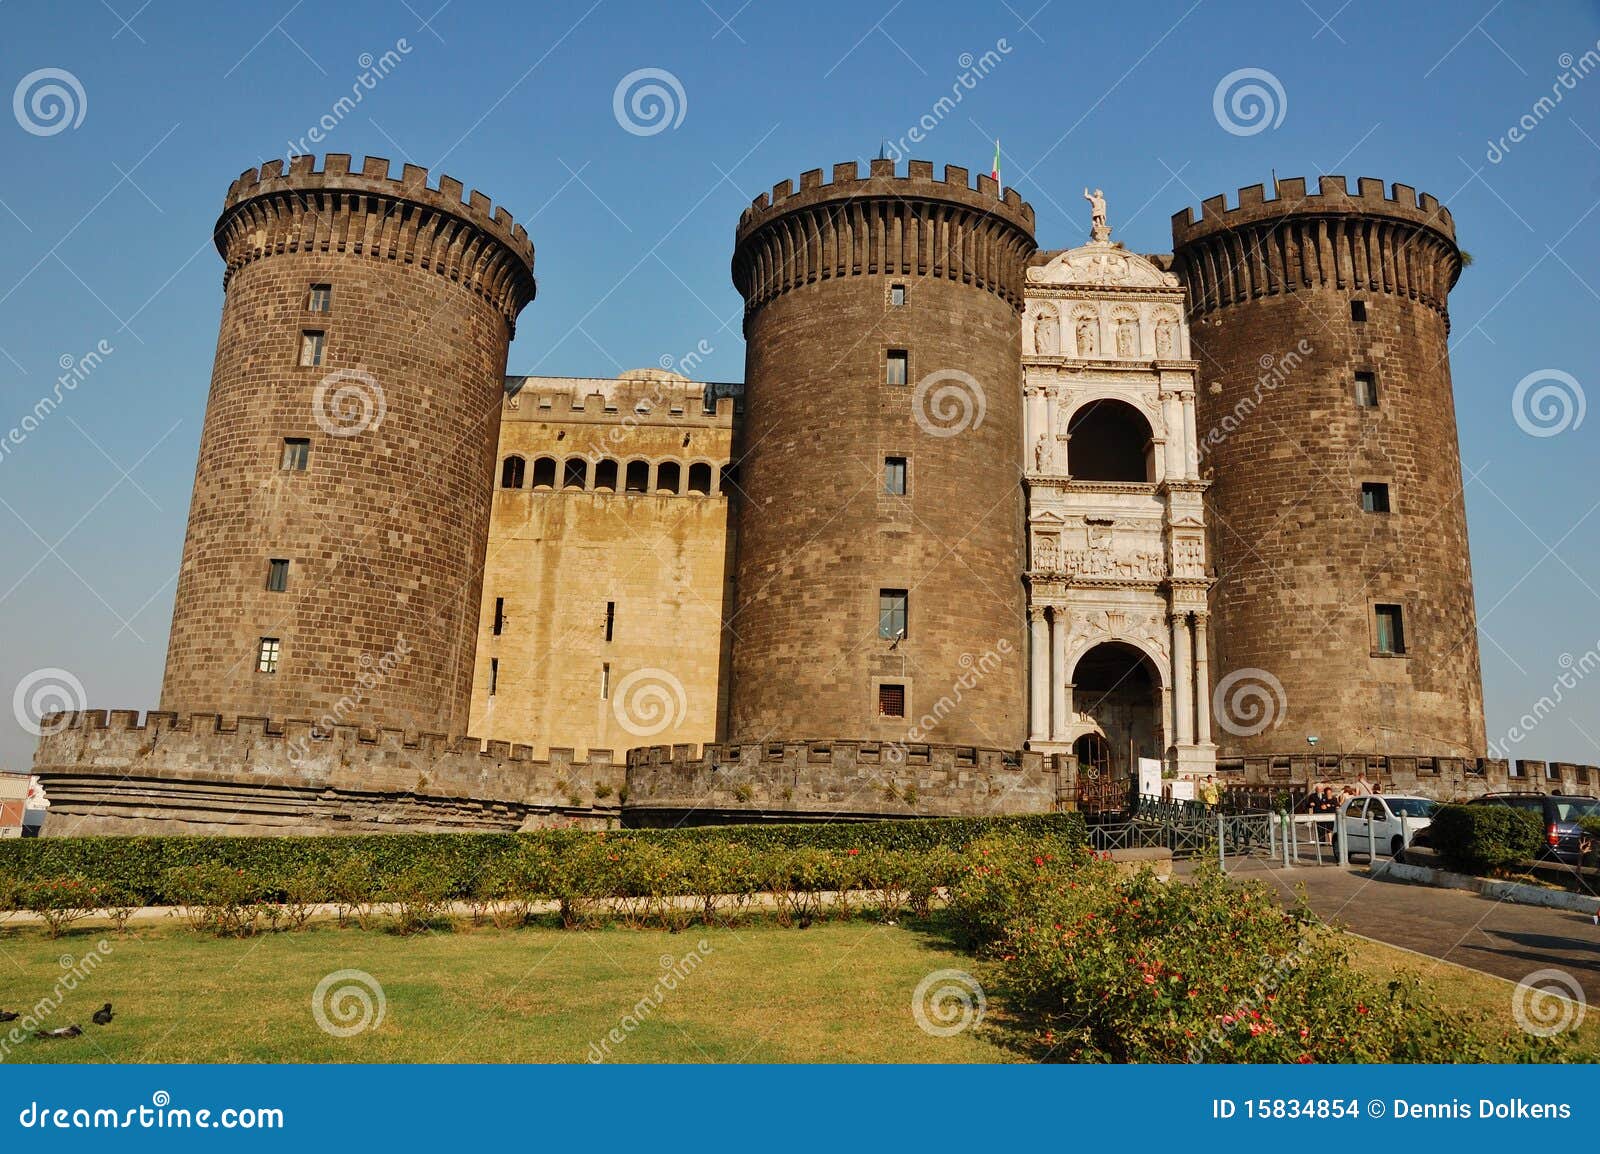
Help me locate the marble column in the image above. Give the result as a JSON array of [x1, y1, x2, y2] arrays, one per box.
[[1170, 611, 1194, 747], [1162, 392, 1184, 482], [1194, 611, 1213, 746], [1029, 607, 1049, 742], [1181, 392, 1199, 479], [1049, 608, 1068, 740], [1044, 392, 1059, 471]]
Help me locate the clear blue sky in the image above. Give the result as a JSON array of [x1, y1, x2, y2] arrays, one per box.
[[1, 0, 1597, 770]]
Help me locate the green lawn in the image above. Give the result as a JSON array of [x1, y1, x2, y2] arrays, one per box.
[[0, 917, 1016, 1064]]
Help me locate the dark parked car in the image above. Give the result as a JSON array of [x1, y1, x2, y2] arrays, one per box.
[[1412, 792, 1600, 865]]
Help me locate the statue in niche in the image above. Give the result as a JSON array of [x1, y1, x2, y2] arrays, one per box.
[[1075, 318, 1097, 358], [1034, 433, 1048, 471], [1115, 319, 1136, 358], [1155, 318, 1176, 358], [1033, 309, 1059, 356]]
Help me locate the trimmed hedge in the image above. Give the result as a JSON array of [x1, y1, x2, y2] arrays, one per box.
[[1427, 804, 1543, 875], [0, 812, 1086, 905]]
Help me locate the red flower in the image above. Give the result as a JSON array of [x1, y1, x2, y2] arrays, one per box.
[[1297, 1053, 1314, 1064]]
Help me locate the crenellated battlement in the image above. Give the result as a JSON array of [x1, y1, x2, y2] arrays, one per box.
[[623, 739, 1059, 823], [737, 158, 1034, 235], [216, 153, 537, 322], [503, 373, 743, 427], [1170, 175, 1462, 317], [732, 159, 1038, 313], [1171, 175, 1455, 245], [33, 710, 624, 836]]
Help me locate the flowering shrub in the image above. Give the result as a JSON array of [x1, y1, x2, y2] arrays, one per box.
[[946, 836, 1564, 1063], [158, 863, 266, 937], [13, 876, 107, 938]]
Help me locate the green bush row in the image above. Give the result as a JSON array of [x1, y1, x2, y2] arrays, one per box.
[[1427, 805, 1543, 875], [0, 811, 1086, 906], [943, 830, 1564, 1063]]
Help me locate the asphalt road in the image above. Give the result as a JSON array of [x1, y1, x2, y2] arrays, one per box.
[[1180, 857, 1600, 1001]]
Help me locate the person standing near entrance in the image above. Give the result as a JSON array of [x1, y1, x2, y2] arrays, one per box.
[[1199, 775, 1220, 808]]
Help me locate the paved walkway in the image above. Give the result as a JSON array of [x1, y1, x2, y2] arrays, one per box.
[[1180, 857, 1600, 999]]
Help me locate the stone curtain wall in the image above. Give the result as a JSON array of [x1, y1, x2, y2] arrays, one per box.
[[34, 711, 620, 836]]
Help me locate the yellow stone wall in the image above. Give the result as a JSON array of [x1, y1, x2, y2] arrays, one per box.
[[469, 370, 739, 757]]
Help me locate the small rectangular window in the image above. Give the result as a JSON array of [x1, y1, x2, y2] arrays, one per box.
[[265, 559, 289, 592], [1375, 604, 1406, 655], [600, 662, 611, 700], [886, 349, 908, 386], [890, 284, 906, 307], [256, 637, 280, 674], [493, 597, 505, 635], [1350, 300, 1367, 322], [1360, 482, 1390, 513], [308, 284, 332, 313], [884, 456, 907, 495], [299, 330, 325, 367], [281, 438, 310, 471], [489, 657, 499, 696], [878, 683, 906, 718], [1355, 371, 1378, 408], [605, 601, 615, 642], [878, 589, 908, 640]]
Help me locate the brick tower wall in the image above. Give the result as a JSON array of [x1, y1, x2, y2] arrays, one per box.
[[1171, 176, 1485, 757], [159, 154, 537, 736], [728, 160, 1036, 749]]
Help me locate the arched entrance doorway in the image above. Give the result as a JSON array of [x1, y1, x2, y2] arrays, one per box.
[[1067, 399, 1155, 482], [1071, 641, 1163, 777]]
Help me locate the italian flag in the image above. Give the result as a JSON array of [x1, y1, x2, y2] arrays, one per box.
[[990, 140, 1001, 185]]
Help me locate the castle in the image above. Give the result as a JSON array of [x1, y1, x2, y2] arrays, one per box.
[[38, 152, 1575, 837]]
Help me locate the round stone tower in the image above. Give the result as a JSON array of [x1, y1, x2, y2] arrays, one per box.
[[728, 160, 1036, 749], [1170, 176, 1485, 757], [160, 154, 536, 735]]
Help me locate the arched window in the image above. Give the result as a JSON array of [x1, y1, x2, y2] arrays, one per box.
[[532, 456, 557, 489], [656, 461, 681, 493], [499, 455, 525, 489], [687, 462, 712, 495], [1066, 399, 1155, 483], [563, 459, 587, 489], [719, 464, 740, 495], [594, 459, 619, 491], [625, 460, 649, 493]]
